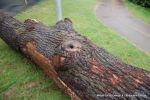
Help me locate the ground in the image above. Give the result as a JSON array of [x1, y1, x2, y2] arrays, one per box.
[[0, 0, 150, 99], [124, 0, 150, 24], [95, 0, 150, 54]]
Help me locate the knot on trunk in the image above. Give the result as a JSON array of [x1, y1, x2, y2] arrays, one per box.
[[61, 40, 81, 52], [51, 40, 82, 70], [24, 19, 39, 32]]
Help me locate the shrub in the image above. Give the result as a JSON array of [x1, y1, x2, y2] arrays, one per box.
[[129, 0, 150, 8]]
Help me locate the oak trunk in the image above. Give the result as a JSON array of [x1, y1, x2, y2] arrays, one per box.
[[0, 12, 150, 100]]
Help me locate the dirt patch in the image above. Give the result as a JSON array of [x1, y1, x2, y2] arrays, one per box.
[[25, 81, 40, 90], [2, 87, 17, 100]]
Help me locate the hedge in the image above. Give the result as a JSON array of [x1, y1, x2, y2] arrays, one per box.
[[129, 0, 150, 8]]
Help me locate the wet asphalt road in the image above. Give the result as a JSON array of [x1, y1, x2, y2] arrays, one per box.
[[95, 0, 150, 54], [0, 0, 39, 16]]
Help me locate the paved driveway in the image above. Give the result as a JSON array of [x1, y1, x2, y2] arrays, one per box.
[[95, 0, 150, 54], [0, 0, 39, 16]]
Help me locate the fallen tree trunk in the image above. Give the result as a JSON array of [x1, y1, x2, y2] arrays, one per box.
[[0, 12, 150, 100]]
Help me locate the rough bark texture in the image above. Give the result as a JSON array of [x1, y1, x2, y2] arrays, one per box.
[[0, 12, 150, 100]]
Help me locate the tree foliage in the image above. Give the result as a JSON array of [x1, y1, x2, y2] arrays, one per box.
[[129, 0, 150, 8]]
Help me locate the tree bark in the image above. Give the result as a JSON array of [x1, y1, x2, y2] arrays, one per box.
[[0, 12, 150, 100]]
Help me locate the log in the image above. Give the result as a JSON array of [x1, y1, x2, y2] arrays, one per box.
[[0, 12, 150, 100]]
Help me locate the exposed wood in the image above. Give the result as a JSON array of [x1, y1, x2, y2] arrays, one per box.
[[23, 42, 80, 100], [0, 12, 150, 100]]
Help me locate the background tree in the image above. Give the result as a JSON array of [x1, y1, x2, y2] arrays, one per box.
[[129, 0, 150, 8]]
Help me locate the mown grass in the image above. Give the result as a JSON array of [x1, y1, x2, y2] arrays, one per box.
[[0, 0, 150, 99], [0, 39, 69, 99], [124, 0, 150, 24]]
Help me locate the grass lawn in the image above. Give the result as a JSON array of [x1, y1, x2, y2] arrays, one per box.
[[0, 0, 150, 99], [124, 0, 150, 24]]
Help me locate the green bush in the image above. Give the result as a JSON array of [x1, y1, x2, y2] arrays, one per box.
[[129, 0, 150, 8]]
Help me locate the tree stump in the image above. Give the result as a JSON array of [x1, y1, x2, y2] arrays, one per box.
[[0, 12, 150, 100]]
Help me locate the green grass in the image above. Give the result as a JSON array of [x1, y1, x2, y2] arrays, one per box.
[[124, 0, 150, 24], [0, 0, 150, 99], [0, 40, 69, 100]]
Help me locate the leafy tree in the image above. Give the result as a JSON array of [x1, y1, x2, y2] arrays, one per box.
[[129, 0, 150, 8]]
